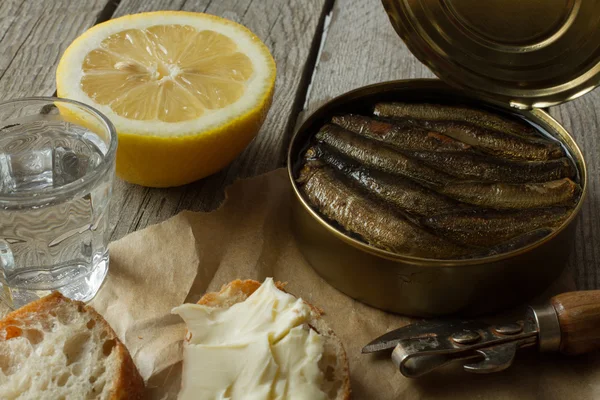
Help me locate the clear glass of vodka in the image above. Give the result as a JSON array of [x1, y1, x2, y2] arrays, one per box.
[[0, 97, 117, 309]]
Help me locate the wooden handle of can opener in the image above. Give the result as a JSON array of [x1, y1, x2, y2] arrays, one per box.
[[551, 290, 600, 355]]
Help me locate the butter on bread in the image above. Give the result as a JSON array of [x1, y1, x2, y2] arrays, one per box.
[[0, 292, 144, 399], [173, 278, 350, 400]]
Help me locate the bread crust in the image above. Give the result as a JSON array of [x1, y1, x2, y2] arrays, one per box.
[[195, 279, 351, 400], [0, 292, 145, 400]]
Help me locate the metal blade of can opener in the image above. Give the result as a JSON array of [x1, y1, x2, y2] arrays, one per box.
[[362, 293, 582, 378]]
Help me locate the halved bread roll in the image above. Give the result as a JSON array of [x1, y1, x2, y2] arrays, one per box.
[[0, 292, 144, 399]]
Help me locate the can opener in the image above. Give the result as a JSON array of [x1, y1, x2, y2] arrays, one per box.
[[362, 290, 600, 377]]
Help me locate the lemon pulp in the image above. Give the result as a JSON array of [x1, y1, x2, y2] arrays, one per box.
[[80, 26, 254, 122]]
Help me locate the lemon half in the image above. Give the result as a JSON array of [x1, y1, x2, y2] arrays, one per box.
[[57, 11, 276, 187]]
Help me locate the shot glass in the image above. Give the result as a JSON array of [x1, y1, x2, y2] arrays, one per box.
[[0, 97, 117, 309]]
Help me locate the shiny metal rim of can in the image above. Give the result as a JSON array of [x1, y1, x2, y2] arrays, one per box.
[[381, 0, 600, 109]]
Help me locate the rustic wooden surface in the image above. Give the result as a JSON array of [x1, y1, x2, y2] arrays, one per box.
[[0, 0, 110, 99], [0, 0, 598, 291], [550, 95, 600, 289]]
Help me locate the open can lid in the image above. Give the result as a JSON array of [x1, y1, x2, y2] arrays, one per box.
[[382, 0, 600, 109]]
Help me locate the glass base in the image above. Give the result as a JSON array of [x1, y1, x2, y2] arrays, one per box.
[[0, 254, 109, 310]]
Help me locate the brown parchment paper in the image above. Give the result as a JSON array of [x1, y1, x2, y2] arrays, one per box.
[[7, 168, 600, 399]]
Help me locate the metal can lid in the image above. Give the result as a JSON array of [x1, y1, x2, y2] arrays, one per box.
[[382, 0, 600, 109]]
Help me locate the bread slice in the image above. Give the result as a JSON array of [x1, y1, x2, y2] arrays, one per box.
[[193, 279, 351, 400], [0, 292, 144, 399]]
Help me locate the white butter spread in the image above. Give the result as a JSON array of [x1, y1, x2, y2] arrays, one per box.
[[172, 278, 327, 400]]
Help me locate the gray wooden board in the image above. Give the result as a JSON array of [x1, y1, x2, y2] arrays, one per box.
[[107, 0, 332, 240], [550, 93, 600, 289], [302, 0, 600, 290], [301, 0, 434, 119], [0, 0, 110, 99]]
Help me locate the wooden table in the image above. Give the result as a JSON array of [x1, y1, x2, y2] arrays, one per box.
[[1, 0, 599, 289]]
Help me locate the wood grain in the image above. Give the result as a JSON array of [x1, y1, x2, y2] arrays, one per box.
[[302, 0, 600, 291], [551, 290, 600, 355], [551, 92, 600, 290], [0, 0, 110, 100], [300, 0, 434, 122], [107, 0, 332, 240]]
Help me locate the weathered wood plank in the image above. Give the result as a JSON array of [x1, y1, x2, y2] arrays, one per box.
[[301, 0, 434, 119], [107, 0, 332, 240], [0, 0, 27, 75], [0, 0, 111, 100], [302, 0, 600, 291], [551, 91, 600, 289]]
